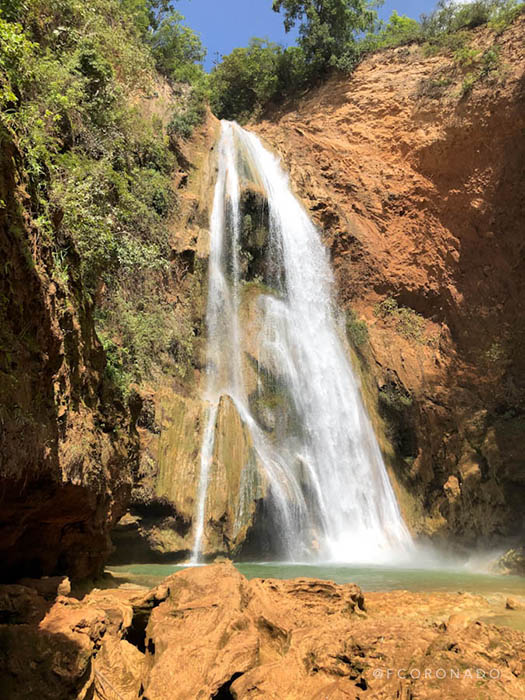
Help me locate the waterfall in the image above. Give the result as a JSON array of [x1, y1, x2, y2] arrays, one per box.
[[191, 121, 413, 564]]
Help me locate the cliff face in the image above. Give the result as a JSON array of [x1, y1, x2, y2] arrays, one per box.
[[254, 17, 525, 549], [0, 134, 138, 581]]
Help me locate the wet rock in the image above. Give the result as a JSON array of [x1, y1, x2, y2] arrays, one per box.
[[498, 547, 525, 577]]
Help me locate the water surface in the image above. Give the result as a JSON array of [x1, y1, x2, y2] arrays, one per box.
[[107, 561, 525, 596]]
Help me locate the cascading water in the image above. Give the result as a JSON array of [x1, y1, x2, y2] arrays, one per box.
[[191, 121, 413, 564]]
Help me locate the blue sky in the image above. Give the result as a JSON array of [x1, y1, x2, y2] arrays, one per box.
[[175, 0, 438, 70]]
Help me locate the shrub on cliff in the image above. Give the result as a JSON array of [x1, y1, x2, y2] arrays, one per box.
[[374, 298, 429, 344], [346, 309, 369, 348], [210, 39, 282, 122], [363, 11, 422, 50], [421, 0, 523, 35]]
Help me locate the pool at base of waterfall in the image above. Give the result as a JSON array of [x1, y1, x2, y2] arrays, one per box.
[[105, 561, 525, 597]]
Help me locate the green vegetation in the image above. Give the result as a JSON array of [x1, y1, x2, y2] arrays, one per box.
[[374, 297, 428, 343], [364, 11, 421, 49], [346, 309, 369, 348], [379, 383, 413, 410], [420, 0, 523, 60], [209, 0, 524, 121], [421, 0, 524, 36], [417, 74, 453, 98], [457, 43, 502, 94], [484, 340, 508, 366], [378, 380, 417, 459], [210, 38, 293, 122], [1, 0, 207, 395], [209, 0, 380, 119]]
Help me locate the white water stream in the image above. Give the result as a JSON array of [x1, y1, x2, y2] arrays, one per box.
[[191, 121, 413, 564]]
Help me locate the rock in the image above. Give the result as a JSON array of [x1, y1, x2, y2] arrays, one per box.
[[2, 564, 525, 699], [0, 596, 107, 700], [506, 596, 523, 610], [133, 562, 371, 699], [114, 391, 267, 563], [0, 584, 48, 625], [445, 612, 469, 631], [444, 475, 461, 502], [142, 563, 260, 699], [93, 637, 145, 700], [17, 576, 71, 600], [83, 588, 135, 634], [109, 497, 192, 565], [497, 547, 525, 577], [0, 581, 148, 700], [0, 135, 137, 582]]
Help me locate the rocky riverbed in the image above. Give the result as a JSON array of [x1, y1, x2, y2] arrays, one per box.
[[1, 562, 524, 699]]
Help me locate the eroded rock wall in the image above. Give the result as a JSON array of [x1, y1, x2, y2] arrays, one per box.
[[0, 133, 137, 581], [110, 19, 525, 562]]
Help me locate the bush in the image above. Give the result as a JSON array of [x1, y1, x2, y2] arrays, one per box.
[[374, 297, 428, 343], [364, 11, 422, 51], [456, 44, 501, 95], [489, 0, 525, 32], [346, 309, 369, 348], [168, 81, 208, 139], [421, 0, 524, 39], [379, 383, 413, 411], [454, 45, 481, 66]]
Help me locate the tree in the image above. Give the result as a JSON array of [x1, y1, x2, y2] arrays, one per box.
[[120, 0, 172, 34], [209, 38, 283, 121], [272, 0, 378, 72], [209, 38, 312, 121], [372, 11, 421, 48], [150, 11, 206, 82], [119, 1, 206, 83]]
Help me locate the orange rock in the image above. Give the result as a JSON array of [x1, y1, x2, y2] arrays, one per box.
[[2, 565, 525, 699]]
